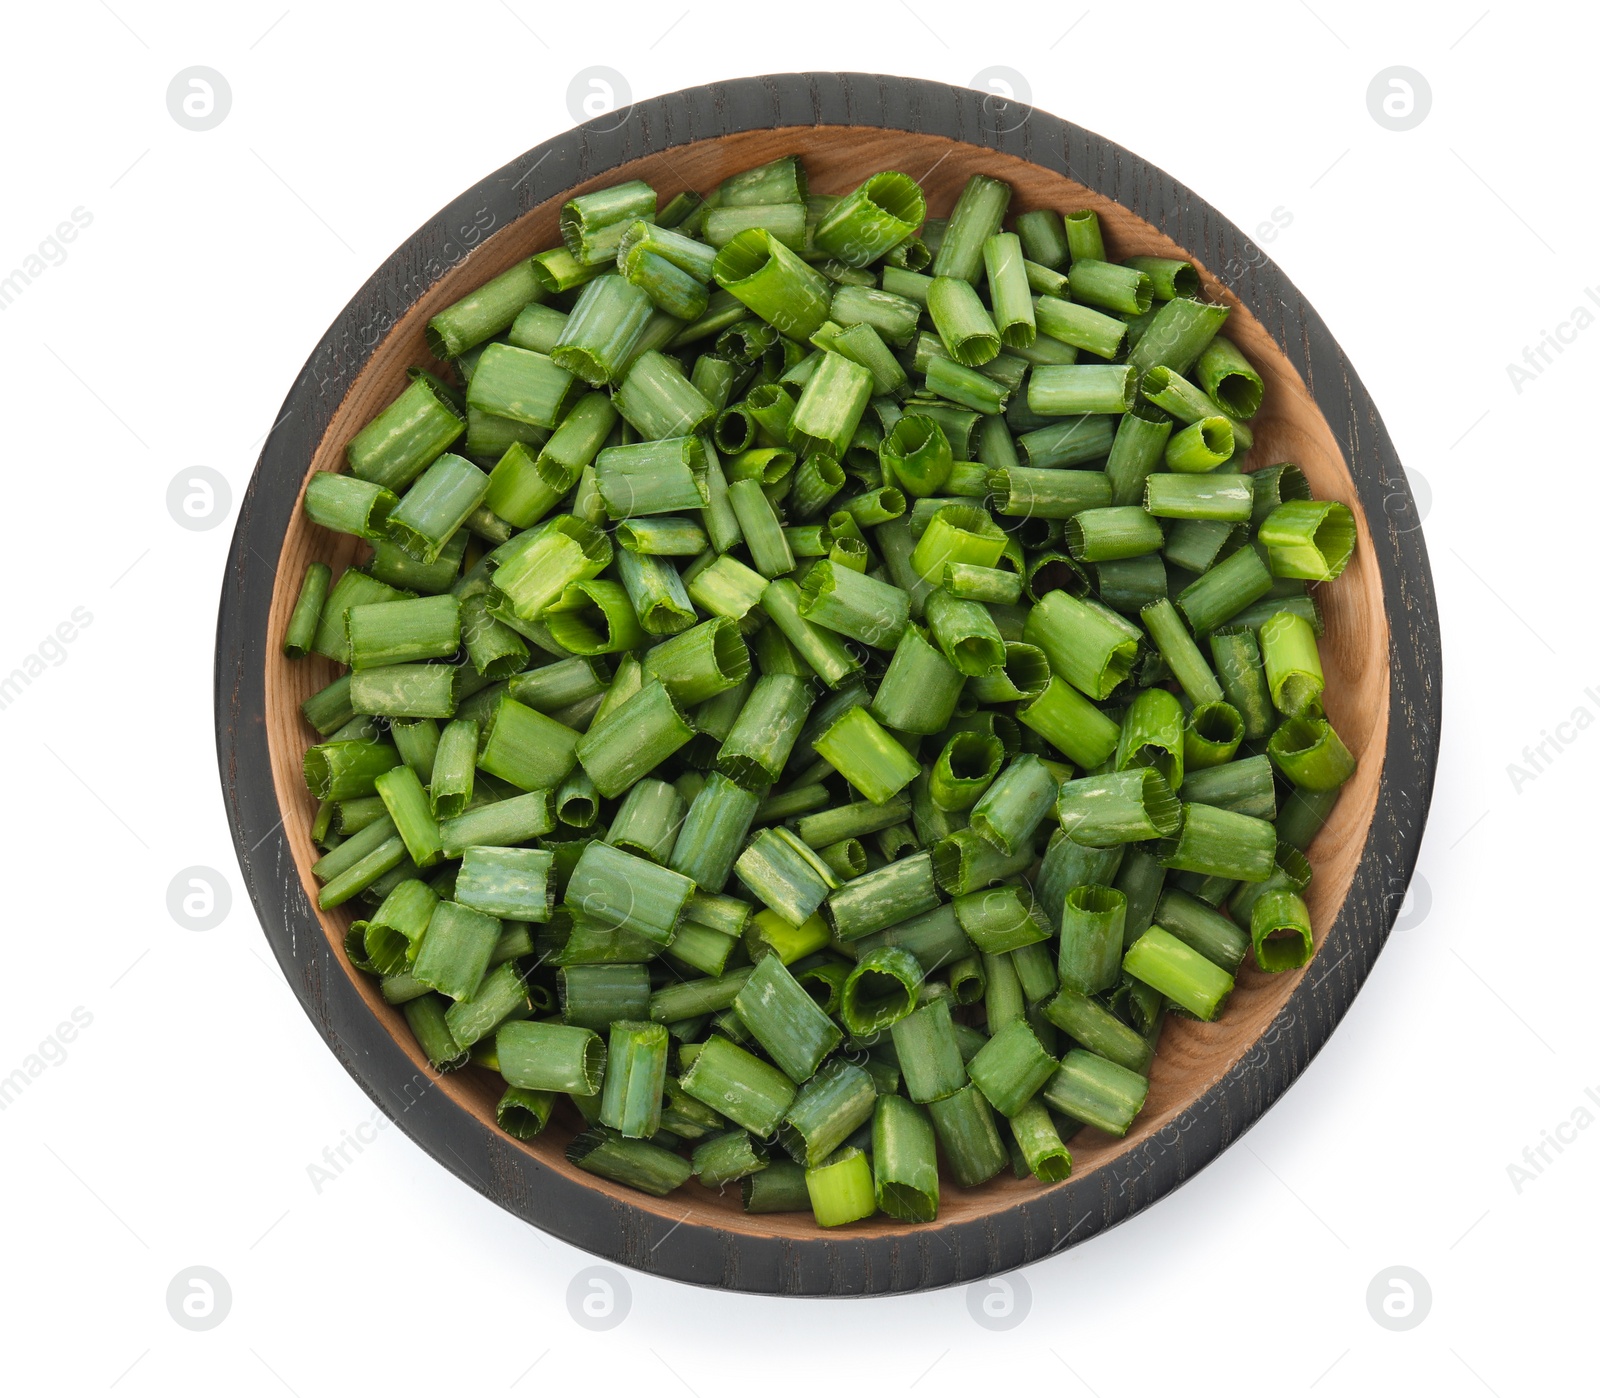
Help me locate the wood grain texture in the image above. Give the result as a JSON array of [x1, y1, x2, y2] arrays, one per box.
[[215, 73, 1442, 1295]]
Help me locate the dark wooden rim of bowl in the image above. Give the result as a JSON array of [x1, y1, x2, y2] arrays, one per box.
[[214, 72, 1441, 1296]]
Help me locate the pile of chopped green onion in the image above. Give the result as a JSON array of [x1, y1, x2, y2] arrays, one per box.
[[287, 154, 1358, 1228]]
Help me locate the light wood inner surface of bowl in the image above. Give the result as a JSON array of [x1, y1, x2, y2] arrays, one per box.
[[264, 127, 1389, 1238]]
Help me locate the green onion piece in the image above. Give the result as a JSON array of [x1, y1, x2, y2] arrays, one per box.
[[1127, 296, 1230, 377], [413, 900, 500, 1001], [889, 997, 968, 1103], [814, 705, 920, 804], [454, 846, 553, 922], [869, 1095, 939, 1220], [1123, 925, 1234, 1021], [813, 170, 926, 267], [1250, 888, 1315, 972], [969, 753, 1059, 856], [1140, 598, 1224, 707], [348, 663, 458, 720], [805, 1146, 877, 1226], [374, 764, 444, 868], [1041, 1049, 1149, 1135], [711, 227, 832, 339], [929, 730, 1004, 812], [346, 594, 461, 670], [1165, 417, 1235, 473], [742, 1158, 811, 1212], [922, 587, 1004, 677], [679, 1033, 798, 1136], [496, 1086, 556, 1140], [613, 349, 717, 439], [560, 180, 656, 265], [559, 964, 652, 1031], [437, 790, 555, 858], [1056, 882, 1132, 991], [362, 878, 439, 975], [425, 258, 542, 358], [1057, 768, 1181, 846], [926, 1083, 1008, 1186], [953, 884, 1051, 954], [570, 679, 692, 798], [1185, 701, 1245, 770], [716, 674, 811, 788], [881, 414, 953, 499], [930, 825, 1033, 896], [1042, 989, 1152, 1074], [981, 231, 1036, 350], [550, 273, 654, 385], [1177, 543, 1275, 635], [478, 694, 579, 791], [798, 560, 910, 648], [567, 1128, 691, 1197], [597, 1020, 670, 1139], [1145, 473, 1254, 522], [1023, 590, 1137, 700], [1195, 335, 1264, 417], [1157, 802, 1277, 880], [870, 624, 965, 735], [1154, 888, 1249, 973], [404, 995, 467, 1069], [780, 1059, 878, 1167], [594, 435, 708, 517], [445, 962, 532, 1048], [796, 794, 914, 849], [1179, 753, 1277, 821], [1229, 840, 1313, 926], [692, 1129, 768, 1186], [687, 553, 768, 621], [670, 772, 761, 891], [303, 473, 398, 541], [968, 1018, 1058, 1117], [932, 174, 1011, 283], [736, 827, 839, 927], [840, 946, 924, 1036], [1016, 675, 1120, 768], [927, 276, 1001, 366], [1259, 499, 1357, 581], [1116, 686, 1186, 789], [1268, 715, 1357, 790], [825, 852, 942, 942], [283, 562, 331, 658], [347, 376, 467, 493], [566, 838, 693, 945]]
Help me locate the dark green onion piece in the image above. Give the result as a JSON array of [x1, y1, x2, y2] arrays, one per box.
[[840, 945, 924, 1035], [931, 174, 1011, 283], [679, 1034, 798, 1136], [1041, 1049, 1149, 1136], [826, 852, 942, 942], [567, 1128, 691, 1197], [1057, 883, 1127, 995], [1057, 768, 1182, 846], [926, 1084, 1008, 1186], [599, 1020, 670, 1138], [968, 1018, 1057, 1117]]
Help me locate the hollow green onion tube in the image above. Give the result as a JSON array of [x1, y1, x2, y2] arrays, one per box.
[[1041, 1049, 1149, 1136], [731, 953, 842, 1083], [1259, 499, 1356, 581], [691, 1129, 767, 1186], [550, 273, 654, 385], [613, 349, 717, 439], [561, 180, 656, 265], [1259, 609, 1325, 719], [568, 840, 694, 948], [881, 413, 952, 499], [362, 878, 439, 975], [478, 693, 579, 790], [686, 555, 767, 625], [982, 231, 1035, 350], [789, 351, 874, 458], [1057, 768, 1182, 846], [927, 276, 1001, 366], [931, 827, 1033, 896], [304, 473, 398, 541], [1177, 756, 1275, 824], [1015, 209, 1068, 269], [1023, 590, 1138, 700], [1196, 335, 1264, 417], [568, 1128, 692, 1196], [1127, 296, 1230, 376], [953, 884, 1051, 954], [348, 376, 466, 492], [889, 997, 968, 1104], [454, 845, 553, 922], [1199, 630, 1270, 742], [1028, 364, 1138, 416], [870, 624, 965, 735], [910, 503, 1008, 584], [780, 1059, 877, 1168], [595, 1021, 669, 1139], [929, 731, 1005, 812], [488, 394, 615, 528], [1250, 888, 1315, 972], [1165, 417, 1235, 473], [437, 790, 555, 857], [968, 754, 1059, 856], [1228, 840, 1313, 927], [1153, 887, 1249, 973], [406, 898, 498, 1000], [1066, 259, 1152, 315], [349, 664, 459, 720], [1102, 409, 1172, 509], [426, 257, 542, 358], [467, 344, 582, 431], [1027, 296, 1123, 365], [840, 945, 924, 1035], [1268, 715, 1357, 790], [1042, 989, 1153, 1074], [1177, 543, 1275, 634], [1116, 686, 1186, 789], [640, 616, 751, 708], [1249, 463, 1312, 528], [679, 1034, 797, 1136], [796, 794, 914, 850], [1145, 473, 1254, 522], [926, 1084, 1008, 1186], [542, 579, 646, 655], [491, 515, 610, 622], [1064, 505, 1166, 564], [1057, 883, 1127, 995], [1141, 366, 1253, 452], [715, 674, 811, 788], [558, 964, 652, 1031], [923, 587, 1005, 677], [825, 851, 942, 942], [283, 562, 331, 659], [712, 227, 832, 340], [1182, 701, 1243, 771], [1123, 925, 1234, 1021], [798, 561, 909, 648], [575, 680, 695, 798], [495, 1085, 556, 1140], [804, 1146, 876, 1227], [1061, 208, 1104, 262], [593, 435, 707, 518], [605, 778, 686, 864], [1016, 675, 1120, 768], [870, 1095, 939, 1221], [1127, 604, 1218, 711], [814, 706, 920, 805], [670, 773, 761, 891], [1124, 255, 1200, 301], [967, 642, 1049, 706], [460, 595, 529, 681], [346, 594, 462, 672], [404, 995, 467, 1069], [932, 173, 1011, 283], [1157, 802, 1277, 881], [968, 1018, 1058, 1117], [1038, 831, 1123, 926], [813, 170, 926, 267], [615, 551, 695, 638], [742, 1158, 810, 1213], [736, 827, 838, 927]]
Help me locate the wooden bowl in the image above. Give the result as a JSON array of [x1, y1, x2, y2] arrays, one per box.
[[215, 73, 1440, 1295]]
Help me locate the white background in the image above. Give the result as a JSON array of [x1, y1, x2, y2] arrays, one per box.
[[1, 1, 1590, 1393]]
